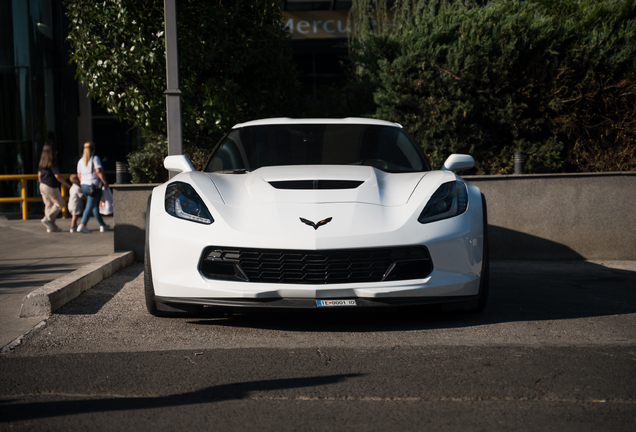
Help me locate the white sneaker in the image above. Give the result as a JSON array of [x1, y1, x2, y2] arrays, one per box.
[[41, 218, 53, 232], [70, 227, 76, 233], [77, 225, 91, 233], [100, 224, 110, 232]]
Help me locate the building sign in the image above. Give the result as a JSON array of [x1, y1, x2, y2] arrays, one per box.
[[282, 11, 350, 40]]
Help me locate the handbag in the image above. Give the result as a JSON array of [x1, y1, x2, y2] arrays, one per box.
[[88, 184, 102, 198], [87, 156, 103, 198], [99, 187, 113, 215]]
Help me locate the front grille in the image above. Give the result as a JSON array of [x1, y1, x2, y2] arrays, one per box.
[[198, 246, 432, 284]]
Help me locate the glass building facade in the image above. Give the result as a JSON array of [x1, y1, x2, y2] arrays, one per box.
[[0, 0, 78, 213], [0, 0, 77, 176], [284, 1, 353, 96], [1, 0, 138, 215]]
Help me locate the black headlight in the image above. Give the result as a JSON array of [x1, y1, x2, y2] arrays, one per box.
[[165, 182, 214, 225], [418, 181, 468, 224]]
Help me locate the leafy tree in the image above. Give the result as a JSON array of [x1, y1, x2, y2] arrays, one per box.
[[348, 0, 636, 173], [65, 0, 301, 181], [350, 1, 566, 173], [541, 0, 636, 172]]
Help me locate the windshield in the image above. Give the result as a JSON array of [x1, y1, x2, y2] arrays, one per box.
[[204, 124, 431, 173]]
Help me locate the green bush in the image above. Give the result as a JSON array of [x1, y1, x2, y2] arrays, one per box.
[[127, 136, 168, 184], [351, 1, 567, 173], [546, 0, 636, 172], [348, 0, 636, 173], [127, 134, 212, 184]]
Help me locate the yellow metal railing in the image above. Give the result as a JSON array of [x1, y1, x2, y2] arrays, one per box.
[[0, 174, 71, 220]]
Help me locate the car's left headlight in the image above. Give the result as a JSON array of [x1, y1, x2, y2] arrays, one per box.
[[165, 181, 214, 225], [418, 181, 468, 224]]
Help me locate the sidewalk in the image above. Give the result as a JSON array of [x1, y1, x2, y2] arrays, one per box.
[[0, 215, 132, 351]]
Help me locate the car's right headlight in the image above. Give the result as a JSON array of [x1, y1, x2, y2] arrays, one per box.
[[165, 181, 214, 225], [418, 181, 468, 224]]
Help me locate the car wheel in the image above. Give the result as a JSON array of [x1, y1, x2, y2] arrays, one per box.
[[474, 193, 490, 312], [144, 194, 165, 316], [144, 194, 205, 317], [440, 193, 489, 313]]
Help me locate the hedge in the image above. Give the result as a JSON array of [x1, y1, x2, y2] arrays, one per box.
[[348, 0, 636, 173]]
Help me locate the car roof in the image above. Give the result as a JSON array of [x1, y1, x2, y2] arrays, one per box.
[[232, 117, 403, 129]]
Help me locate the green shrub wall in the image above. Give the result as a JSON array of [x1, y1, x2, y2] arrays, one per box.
[[349, 0, 636, 174]]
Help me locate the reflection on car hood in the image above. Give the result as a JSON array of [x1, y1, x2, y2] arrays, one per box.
[[206, 165, 427, 207]]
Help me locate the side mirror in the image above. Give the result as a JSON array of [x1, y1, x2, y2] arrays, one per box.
[[442, 154, 474, 172], [164, 155, 195, 173]]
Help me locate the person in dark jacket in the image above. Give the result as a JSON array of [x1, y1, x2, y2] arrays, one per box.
[[38, 141, 71, 232]]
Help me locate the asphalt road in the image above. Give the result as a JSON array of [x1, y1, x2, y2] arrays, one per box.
[[1, 260, 635, 431]]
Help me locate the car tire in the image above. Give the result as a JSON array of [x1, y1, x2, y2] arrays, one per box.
[[436, 193, 490, 314], [144, 194, 205, 317], [144, 194, 166, 317], [474, 193, 490, 312]]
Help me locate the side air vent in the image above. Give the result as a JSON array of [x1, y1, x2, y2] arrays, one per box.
[[269, 180, 363, 190]]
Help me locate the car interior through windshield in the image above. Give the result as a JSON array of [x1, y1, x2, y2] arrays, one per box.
[[204, 124, 431, 173]]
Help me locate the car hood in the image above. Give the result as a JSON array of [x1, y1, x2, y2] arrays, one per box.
[[205, 165, 427, 207]]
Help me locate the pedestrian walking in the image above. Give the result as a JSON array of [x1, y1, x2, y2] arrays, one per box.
[[67, 174, 84, 233], [38, 141, 71, 232], [76, 141, 110, 233]]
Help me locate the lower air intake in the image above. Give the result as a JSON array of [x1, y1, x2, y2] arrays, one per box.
[[198, 246, 432, 284]]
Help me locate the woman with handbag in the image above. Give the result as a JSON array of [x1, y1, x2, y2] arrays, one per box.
[[76, 141, 110, 233]]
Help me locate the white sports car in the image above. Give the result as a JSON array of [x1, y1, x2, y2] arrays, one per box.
[[144, 118, 489, 316]]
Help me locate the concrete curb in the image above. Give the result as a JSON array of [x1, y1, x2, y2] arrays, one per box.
[[19, 251, 135, 318]]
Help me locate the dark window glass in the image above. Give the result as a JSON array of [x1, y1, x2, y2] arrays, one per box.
[[0, 68, 31, 141], [92, 118, 140, 184], [0, 141, 32, 175], [0, 0, 72, 177], [0, 0, 29, 67], [285, 0, 353, 11], [286, 1, 332, 11], [334, 1, 352, 10], [31, 67, 61, 144], [205, 124, 430, 173], [30, 0, 64, 70], [208, 139, 247, 172]]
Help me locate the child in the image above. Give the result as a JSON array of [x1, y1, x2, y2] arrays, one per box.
[[68, 174, 84, 233]]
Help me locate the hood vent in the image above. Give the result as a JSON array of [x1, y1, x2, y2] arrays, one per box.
[[269, 180, 364, 190]]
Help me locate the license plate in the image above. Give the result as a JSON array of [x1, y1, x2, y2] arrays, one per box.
[[316, 299, 357, 307]]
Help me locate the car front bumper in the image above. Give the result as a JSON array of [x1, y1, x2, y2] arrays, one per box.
[[149, 209, 484, 308]]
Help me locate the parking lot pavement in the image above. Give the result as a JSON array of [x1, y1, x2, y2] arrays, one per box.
[[0, 215, 116, 350], [8, 259, 636, 353], [1, 260, 635, 430]]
